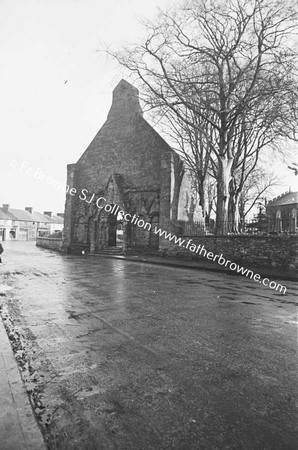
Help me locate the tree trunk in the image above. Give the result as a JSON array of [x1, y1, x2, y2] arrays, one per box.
[[232, 194, 241, 233], [228, 190, 241, 234], [198, 178, 206, 218], [228, 192, 234, 233], [171, 154, 184, 221], [215, 156, 233, 235], [239, 197, 245, 222], [234, 195, 241, 233]]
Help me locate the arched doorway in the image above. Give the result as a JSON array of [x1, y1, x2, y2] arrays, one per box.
[[107, 209, 124, 247], [116, 221, 123, 245]]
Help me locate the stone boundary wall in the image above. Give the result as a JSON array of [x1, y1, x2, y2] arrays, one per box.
[[36, 235, 298, 270], [36, 237, 63, 252], [161, 235, 298, 270]]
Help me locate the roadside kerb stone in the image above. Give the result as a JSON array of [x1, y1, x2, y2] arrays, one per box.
[[0, 318, 46, 450], [88, 252, 298, 282]]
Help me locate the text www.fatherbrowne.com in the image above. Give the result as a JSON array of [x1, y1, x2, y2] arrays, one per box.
[[152, 227, 286, 294], [77, 191, 286, 295], [9, 160, 287, 295]]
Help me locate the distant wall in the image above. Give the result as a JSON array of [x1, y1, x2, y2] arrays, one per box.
[[36, 237, 63, 252], [161, 235, 298, 270]]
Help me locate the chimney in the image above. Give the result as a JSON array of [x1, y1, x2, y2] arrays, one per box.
[[107, 79, 143, 120], [2, 204, 9, 211], [44, 211, 52, 217], [25, 207, 33, 214], [57, 213, 64, 218]]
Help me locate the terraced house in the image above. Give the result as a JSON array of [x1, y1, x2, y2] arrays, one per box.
[[0, 204, 64, 241]]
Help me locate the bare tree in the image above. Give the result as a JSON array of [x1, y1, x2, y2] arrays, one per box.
[[108, 0, 298, 234], [155, 106, 213, 218], [238, 168, 280, 222], [226, 106, 288, 232]]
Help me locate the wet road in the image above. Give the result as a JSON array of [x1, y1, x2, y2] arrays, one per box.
[[0, 242, 297, 449]]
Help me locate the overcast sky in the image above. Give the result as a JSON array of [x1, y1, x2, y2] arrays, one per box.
[[1, 0, 297, 214]]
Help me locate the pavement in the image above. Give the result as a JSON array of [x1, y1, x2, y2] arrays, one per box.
[[89, 250, 298, 282], [0, 312, 46, 449], [0, 241, 297, 449]]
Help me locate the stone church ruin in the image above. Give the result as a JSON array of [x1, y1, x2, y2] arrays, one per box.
[[62, 80, 202, 254]]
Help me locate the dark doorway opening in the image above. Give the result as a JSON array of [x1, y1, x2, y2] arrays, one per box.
[[107, 209, 124, 247], [107, 214, 117, 246]]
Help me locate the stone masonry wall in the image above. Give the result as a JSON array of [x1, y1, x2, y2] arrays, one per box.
[[161, 235, 298, 271], [75, 82, 172, 196], [36, 237, 63, 252], [63, 80, 179, 252]]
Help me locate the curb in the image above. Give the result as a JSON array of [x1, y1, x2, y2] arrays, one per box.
[[0, 318, 46, 450], [88, 253, 298, 282]]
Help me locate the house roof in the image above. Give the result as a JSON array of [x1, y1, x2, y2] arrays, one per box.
[[0, 208, 14, 220], [267, 191, 298, 207], [9, 209, 36, 222], [46, 215, 64, 224], [0, 208, 64, 224], [30, 211, 52, 223]]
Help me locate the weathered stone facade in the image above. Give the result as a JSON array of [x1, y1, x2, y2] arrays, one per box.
[[63, 80, 202, 254], [162, 235, 298, 271]]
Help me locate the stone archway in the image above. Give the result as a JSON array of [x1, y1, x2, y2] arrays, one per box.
[[95, 207, 125, 250]]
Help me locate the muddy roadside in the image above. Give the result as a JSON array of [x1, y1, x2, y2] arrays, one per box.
[[0, 270, 74, 450]]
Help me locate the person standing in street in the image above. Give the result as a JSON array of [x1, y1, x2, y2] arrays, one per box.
[[0, 242, 3, 263]]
